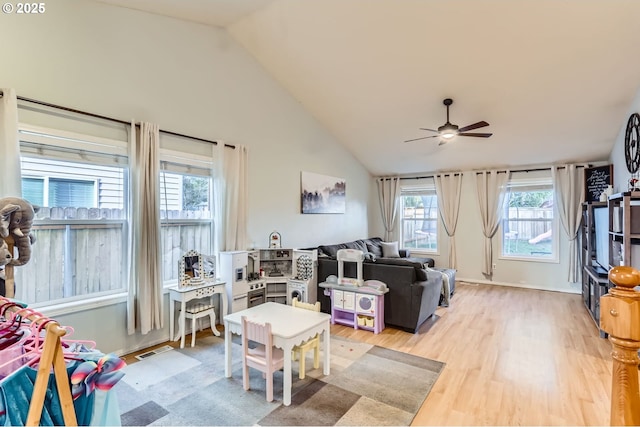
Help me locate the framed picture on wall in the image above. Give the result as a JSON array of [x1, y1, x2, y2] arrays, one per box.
[[301, 171, 346, 214], [584, 165, 613, 203]]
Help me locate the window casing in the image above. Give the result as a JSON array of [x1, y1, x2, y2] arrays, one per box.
[[400, 186, 438, 253], [16, 124, 129, 305], [159, 146, 215, 286], [500, 177, 557, 261]]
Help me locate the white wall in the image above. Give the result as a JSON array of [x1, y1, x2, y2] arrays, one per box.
[[369, 168, 591, 294], [0, 0, 370, 353], [610, 88, 640, 194]]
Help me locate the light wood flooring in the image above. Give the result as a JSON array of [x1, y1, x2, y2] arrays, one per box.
[[123, 282, 615, 426]]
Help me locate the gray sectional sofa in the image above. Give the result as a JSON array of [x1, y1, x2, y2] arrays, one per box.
[[315, 237, 443, 333]]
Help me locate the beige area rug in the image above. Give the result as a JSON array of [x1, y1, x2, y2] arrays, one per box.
[[114, 335, 444, 426]]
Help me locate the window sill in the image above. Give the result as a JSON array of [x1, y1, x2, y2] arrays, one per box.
[[498, 255, 559, 264], [33, 287, 174, 318], [34, 292, 129, 318], [406, 249, 439, 257]]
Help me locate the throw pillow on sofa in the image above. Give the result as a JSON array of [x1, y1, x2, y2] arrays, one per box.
[[366, 241, 383, 257], [380, 241, 400, 258]]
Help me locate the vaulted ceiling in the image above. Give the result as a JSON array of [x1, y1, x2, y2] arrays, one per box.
[[95, 0, 640, 176]]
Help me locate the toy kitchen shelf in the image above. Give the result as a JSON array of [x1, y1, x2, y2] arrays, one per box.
[[319, 282, 388, 334]]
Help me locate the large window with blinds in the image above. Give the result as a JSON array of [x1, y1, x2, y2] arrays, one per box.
[[501, 176, 557, 261], [399, 184, 438, 253], [15, 124, 129, 305]]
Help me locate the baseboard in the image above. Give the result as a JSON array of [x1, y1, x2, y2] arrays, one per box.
[[112, 318, 220, 357], [112, 336, 171, 357], [457, 276, 581, 294]]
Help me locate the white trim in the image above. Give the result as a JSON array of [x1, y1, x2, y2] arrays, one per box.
[[457, 276, 580, 294], [500, 180, 559, 262], [18, 123, 128, 156], [160, 148, 212, 167], [33, 285, 174, 318], [34, 292, 129, 318]]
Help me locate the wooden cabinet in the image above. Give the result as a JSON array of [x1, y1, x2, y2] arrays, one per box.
[[608, 191, 640, 268], [582, 191, 640, 337], [582, 266, 609, 337], [581, 201, 609, 336]]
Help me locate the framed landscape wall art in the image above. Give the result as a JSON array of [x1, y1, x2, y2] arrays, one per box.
[[301, 171, 346, 214]]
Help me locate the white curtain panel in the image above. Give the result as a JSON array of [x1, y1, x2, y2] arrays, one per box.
[[377, 177, 400, 242], [475, 170, 510, 276], [0, 88, 22, 197], [435, 173, 463, 269], [212, 142, 225, 256], [127, 122, 163, 335], [552, 164, 586, 283], [214, 142, 248, 252]]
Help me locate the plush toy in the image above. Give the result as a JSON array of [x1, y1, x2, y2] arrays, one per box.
[[0, 197, 39, 266], [0, 239, 11, 267]]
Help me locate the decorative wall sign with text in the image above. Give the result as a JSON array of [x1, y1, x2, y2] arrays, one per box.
[[584, 165, 613, 203]]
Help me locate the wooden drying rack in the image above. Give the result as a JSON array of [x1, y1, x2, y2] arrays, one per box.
[[4, 236, 15, 299], [0, 296, 77, 426]]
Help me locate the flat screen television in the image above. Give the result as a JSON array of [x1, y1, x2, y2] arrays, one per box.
[[593, 206, 609, 276]]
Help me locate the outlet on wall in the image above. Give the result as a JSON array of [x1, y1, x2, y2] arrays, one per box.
[[492, 263, 497, 269]]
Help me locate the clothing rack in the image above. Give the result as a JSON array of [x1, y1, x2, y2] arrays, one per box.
[[3, 237, 15, 299], [0, 297, 77, 426]]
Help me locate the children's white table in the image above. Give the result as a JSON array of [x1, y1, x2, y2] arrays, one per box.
[[223, 302, 331, 406]]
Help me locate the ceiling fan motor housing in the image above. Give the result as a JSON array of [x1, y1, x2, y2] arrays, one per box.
[[438, 123, 459, 133]]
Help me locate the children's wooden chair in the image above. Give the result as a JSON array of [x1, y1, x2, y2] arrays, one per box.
[[241, 316, 284, 402], [291, 297, 321, 379]]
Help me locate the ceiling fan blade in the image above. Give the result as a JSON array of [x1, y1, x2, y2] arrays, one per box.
[[458, 132, 493, 138], [458, 121, 489, 133], [404, 135, 439, 143], [419, 128, 439, 133]]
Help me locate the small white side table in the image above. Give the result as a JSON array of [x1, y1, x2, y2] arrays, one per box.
[[169, 280, 227, 348]]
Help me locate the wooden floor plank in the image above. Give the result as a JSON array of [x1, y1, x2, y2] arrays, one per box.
[[123, 281, 614, 425], [332, 282, 613, 426]]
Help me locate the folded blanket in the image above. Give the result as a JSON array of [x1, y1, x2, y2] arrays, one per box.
[[425, 266, 452, 307]]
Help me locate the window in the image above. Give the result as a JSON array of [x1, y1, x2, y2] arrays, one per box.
[[159, 146, 215, 285], [22, 175, 97, 208], [400, 187, 438, 252], [501, 177, 556, 260], [15, 124, 129, 305]]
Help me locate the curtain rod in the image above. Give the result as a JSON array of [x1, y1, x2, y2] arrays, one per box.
[[378, 173, 462, 180], [380, 164, 591, 180], [400, 173, 462, 180], [0, 91, 235, 149], [474, 165, 589, 174]]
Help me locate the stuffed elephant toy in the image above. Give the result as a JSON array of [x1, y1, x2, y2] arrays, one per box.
[[0, 239, 11, 267], [0, 197, 39, 266]]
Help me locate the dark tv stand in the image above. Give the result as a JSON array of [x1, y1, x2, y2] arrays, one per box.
[[593, 265, 608, 277]]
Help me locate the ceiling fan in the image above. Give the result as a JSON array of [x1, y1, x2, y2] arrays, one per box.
[[404, 98, 492, 145]]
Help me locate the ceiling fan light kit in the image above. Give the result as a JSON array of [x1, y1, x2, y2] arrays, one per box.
[[404, 98, 492, 144]]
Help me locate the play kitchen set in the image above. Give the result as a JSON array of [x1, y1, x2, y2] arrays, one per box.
[[219, 247, 317, 312], [319, 249, 388, 334]]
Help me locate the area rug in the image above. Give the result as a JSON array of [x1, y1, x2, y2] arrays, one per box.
[[114, 334, 444, 426]]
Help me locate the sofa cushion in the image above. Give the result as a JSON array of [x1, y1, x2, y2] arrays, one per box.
[[380, 241, 400, 258], [374, 256, 435, 280], [365, 242, 383, 257], [318, 239, 370, 258]]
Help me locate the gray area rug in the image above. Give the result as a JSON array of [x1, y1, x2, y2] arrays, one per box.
[[114, 335, 444, 426]]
